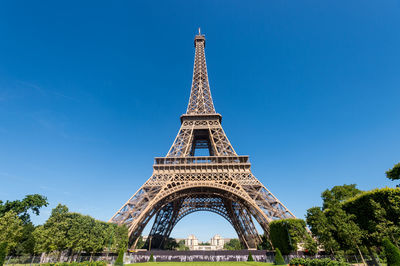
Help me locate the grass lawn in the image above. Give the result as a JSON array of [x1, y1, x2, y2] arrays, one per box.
[[126, 263, 275, 266]]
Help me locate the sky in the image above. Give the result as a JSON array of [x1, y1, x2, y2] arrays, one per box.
[[0, 0, 399, 242]]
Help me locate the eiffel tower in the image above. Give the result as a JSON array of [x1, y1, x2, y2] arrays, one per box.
[[110, 30, 295, 250]]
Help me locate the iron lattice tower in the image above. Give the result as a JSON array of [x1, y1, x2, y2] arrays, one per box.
[[110, 31, 295, 250]]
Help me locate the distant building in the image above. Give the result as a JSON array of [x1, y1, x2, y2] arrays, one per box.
[[210, 234, 224, 249], [185, 234, 225, 250], [185, 234, 199, 249]]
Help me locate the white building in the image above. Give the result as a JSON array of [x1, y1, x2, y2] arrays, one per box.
[[185, 234, 225, 250], [185, 234, 199, 249], [210, 234, 224, 249]]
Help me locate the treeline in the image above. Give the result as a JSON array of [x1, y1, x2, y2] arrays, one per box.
[[0, 196, 128, 260], [33, 204, 128, 259], [264, 185, 400, 265]]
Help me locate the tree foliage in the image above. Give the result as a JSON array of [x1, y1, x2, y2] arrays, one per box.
[[258, 234, 272, 250], [321, 184, 361, 210], [115, 249, 124, 266], [33, 204, 129, 256], [247, 251, 254, 261], [177, 240, 189, 251], [383, 238, 400, 266], [342, 188, 400, 248], [0, 242, 8, 266], [269, 219, 308, 255], [0, 195, 48, 255], [0, 194, 48, 223], [306, 207, 339, 253], [274, 248, 285, 265], [386, 162, 400, 181], [0, 211, 24, 254], [164, 238, 178, 250], [307, 184, 366, 256], [304, 236, 318, 256], [223, 239, 242, 250]]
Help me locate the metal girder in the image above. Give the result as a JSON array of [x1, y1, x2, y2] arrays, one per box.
[[109, 31, 296, 250]]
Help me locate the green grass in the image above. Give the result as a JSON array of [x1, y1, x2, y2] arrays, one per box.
[[126, 263, 274, 266]]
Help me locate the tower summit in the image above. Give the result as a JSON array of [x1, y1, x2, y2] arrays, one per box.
[[110, 31, 295, 250], [187, 29, 214, 115]]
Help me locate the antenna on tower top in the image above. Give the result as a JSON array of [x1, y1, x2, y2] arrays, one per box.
[[198, 27, 201, 35]]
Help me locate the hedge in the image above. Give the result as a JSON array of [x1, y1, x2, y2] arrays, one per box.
[[289, 257, 350, 266], [40, 262, 106, 266], [383, 238, 400, 266], [0, 242, 7, 266], [270, 218, 308, 255], [342, 188, 400, 245]]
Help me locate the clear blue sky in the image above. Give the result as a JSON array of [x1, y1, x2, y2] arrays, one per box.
[[1, 1, 399, 242]]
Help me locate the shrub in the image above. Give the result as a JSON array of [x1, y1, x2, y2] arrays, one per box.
[[114, 249, 124, 266], [247, 251, 254, 261], [0, 243, 7, 266], [289, 257, 350, 266], [383, 238, 400, 266], [274, 248, 285, 265], [304, 237, 318, 256], [148, 253, 154, 262], [0, 242, 7, 266]]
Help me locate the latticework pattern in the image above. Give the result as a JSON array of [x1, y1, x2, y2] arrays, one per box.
[[186, 35, 216, 114], [110, 32, 295, 250]]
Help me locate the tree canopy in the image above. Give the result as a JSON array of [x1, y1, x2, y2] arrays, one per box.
[[0, 194, 48, 223], [33, 204, 128, 257], [321, 184, 361, 210], [223, 239, 242, 250], [386, 162, 400, 181], [269, 218, 309, 255], [0, 211, 24, 254]]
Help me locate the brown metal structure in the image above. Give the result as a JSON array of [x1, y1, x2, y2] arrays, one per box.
[[110, 30, 295, 250]]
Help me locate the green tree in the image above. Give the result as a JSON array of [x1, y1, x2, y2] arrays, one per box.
[[0, 242, 7, 266], [164, 238, 178, 250], [33, 204, 70, 257], [321, 184, 361, 210], [223, 239, 242, 250], [258, 234, 272, 250], [115, 249, 124, 266], [177, 240, 189, 251], [269, 219, 308, 255], [136, 236, 145, 249], [113, 225, 128, 251], [247, 251, 254, 261], [0, 194, 48, 223], [86, 220, 107, 260], [306, 207, 339, 254], [342, 188, 400, 248], [14, 222, 36, 255], [304, 236, 318, 256], [326, 206, 366, 264], [0, 211, 24, 254], [65, 213, 89, 258], [0, 194, 48, 255], [383, 238, 400, 266], [148, 253, 154, 262], [386, 163, 400, 187], [274, 248, 285, 265], [386, 163, 400, 181]]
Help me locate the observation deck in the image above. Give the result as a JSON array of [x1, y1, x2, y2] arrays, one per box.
[[153, 156, 251, 173]]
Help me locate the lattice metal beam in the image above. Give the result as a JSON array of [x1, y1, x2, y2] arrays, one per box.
[[110, 31, 296, 250]]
